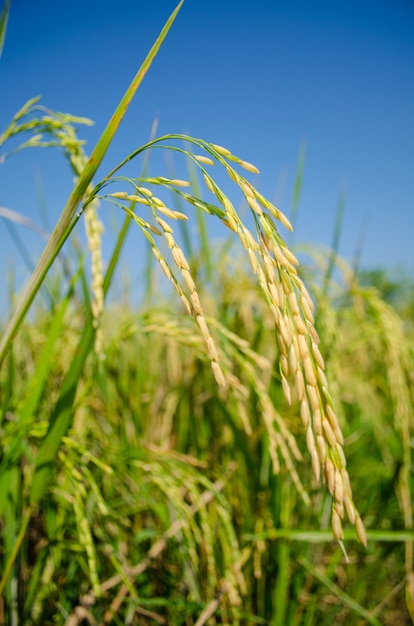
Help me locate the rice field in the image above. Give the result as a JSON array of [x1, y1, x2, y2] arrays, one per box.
[[1, 2, 413, 624]]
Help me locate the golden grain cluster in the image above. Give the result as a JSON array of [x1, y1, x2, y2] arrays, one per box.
[[104, 138, 366, 545]]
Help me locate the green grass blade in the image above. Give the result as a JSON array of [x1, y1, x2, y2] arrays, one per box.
[[0, 0, 10, 59], [298, 556, 383, 626], [290, 143, 306, 234], [0, 505, 33, 597], [29, 321, 94, 505], [0, 273, 79, 516], [322, 186, 345, 297], [0, 0, 184, 364]]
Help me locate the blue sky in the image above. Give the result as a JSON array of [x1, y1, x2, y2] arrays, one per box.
[[1, 0, 414, 312]]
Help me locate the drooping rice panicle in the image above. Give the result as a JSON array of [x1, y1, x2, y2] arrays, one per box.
[[192, 141, 366, 542], [161, 229, 225, 387], [92, 135, 366, 543], [208, 318, 310, 505]]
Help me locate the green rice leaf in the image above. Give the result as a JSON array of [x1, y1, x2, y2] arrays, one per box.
[[0, 0, 10, 60]]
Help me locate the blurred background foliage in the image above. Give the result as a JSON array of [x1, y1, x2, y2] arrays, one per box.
[[1, 229, 413, 624]]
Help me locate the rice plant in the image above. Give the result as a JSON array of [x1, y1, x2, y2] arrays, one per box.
[[1, 1, 413, 624]]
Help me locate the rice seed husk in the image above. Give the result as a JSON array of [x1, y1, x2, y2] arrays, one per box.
[[239, 179, 255, 198], [226, 166, 238, 183], [238, 159, 260, 174], [288, 291, 300, 315], [206, 336, 219, 363], [280, 354, 290, 378], [155, 216, 173, 233], [243, 228, 260, 250], [295, 368, 305, 401], [306, 426, 316, 458], [300, 294, 315, 322], [278, 315, 293, 349], [297, 334, 309, 360], [317, 367, 328, 388], [247, 248, 259, 273], [211, 360, 226, 387], [181, 269, 196, 293], [269, 283, 281, 309], [344, 496, 356, 525], [300, 399, 311, 429], [289, 343, 298, 374], [306, 321, 320, 345], [335, 499, 345, 519], [269, 303, 281, 326], [190, 291, 203, 316], [203, 173, 215, 194], [311, 448, 321, 482], [312, 408, 322, 436], [263, 252, 276, 280], [172, 247, 190, 271], [157, 205, 188, 220], [272, 244, 291, 269], [356, 515, 368, 547], [334, 469, 344, 505], [332, 508, 344, 541], [137, 186, 153, 196], [303, 356, 317, 386], [159, 257, 172, 280], [211, 143, 232, 156], [126, 194, 151, 204], [169, 179, 191, 187], [306, 384, 320, 413], [325, 404, 344, 445], [325, 458, 335, 494], [270, 206, 294, 232], [341, 468, 353, 498], [335, 444, 347, 467], [323, 418, 338, 448], [222, 215, 238, 232], [280, 243, 298, 263], [179, 291, 192, 316], [195, 154, 215, 165], [246, 196, 263, 216], [293, 313, 308, 335], [329, 415, 344, 445], [316, 434, 327, 463], [281, 376, 292, 405]]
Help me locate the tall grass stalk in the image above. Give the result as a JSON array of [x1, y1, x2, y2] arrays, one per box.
[[0, 0, 184, 363]]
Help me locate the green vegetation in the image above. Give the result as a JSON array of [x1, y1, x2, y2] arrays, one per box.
[[1, 2, 413, 624]]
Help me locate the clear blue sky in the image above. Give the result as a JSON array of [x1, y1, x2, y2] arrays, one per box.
[[1, 0, 413, 311]]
